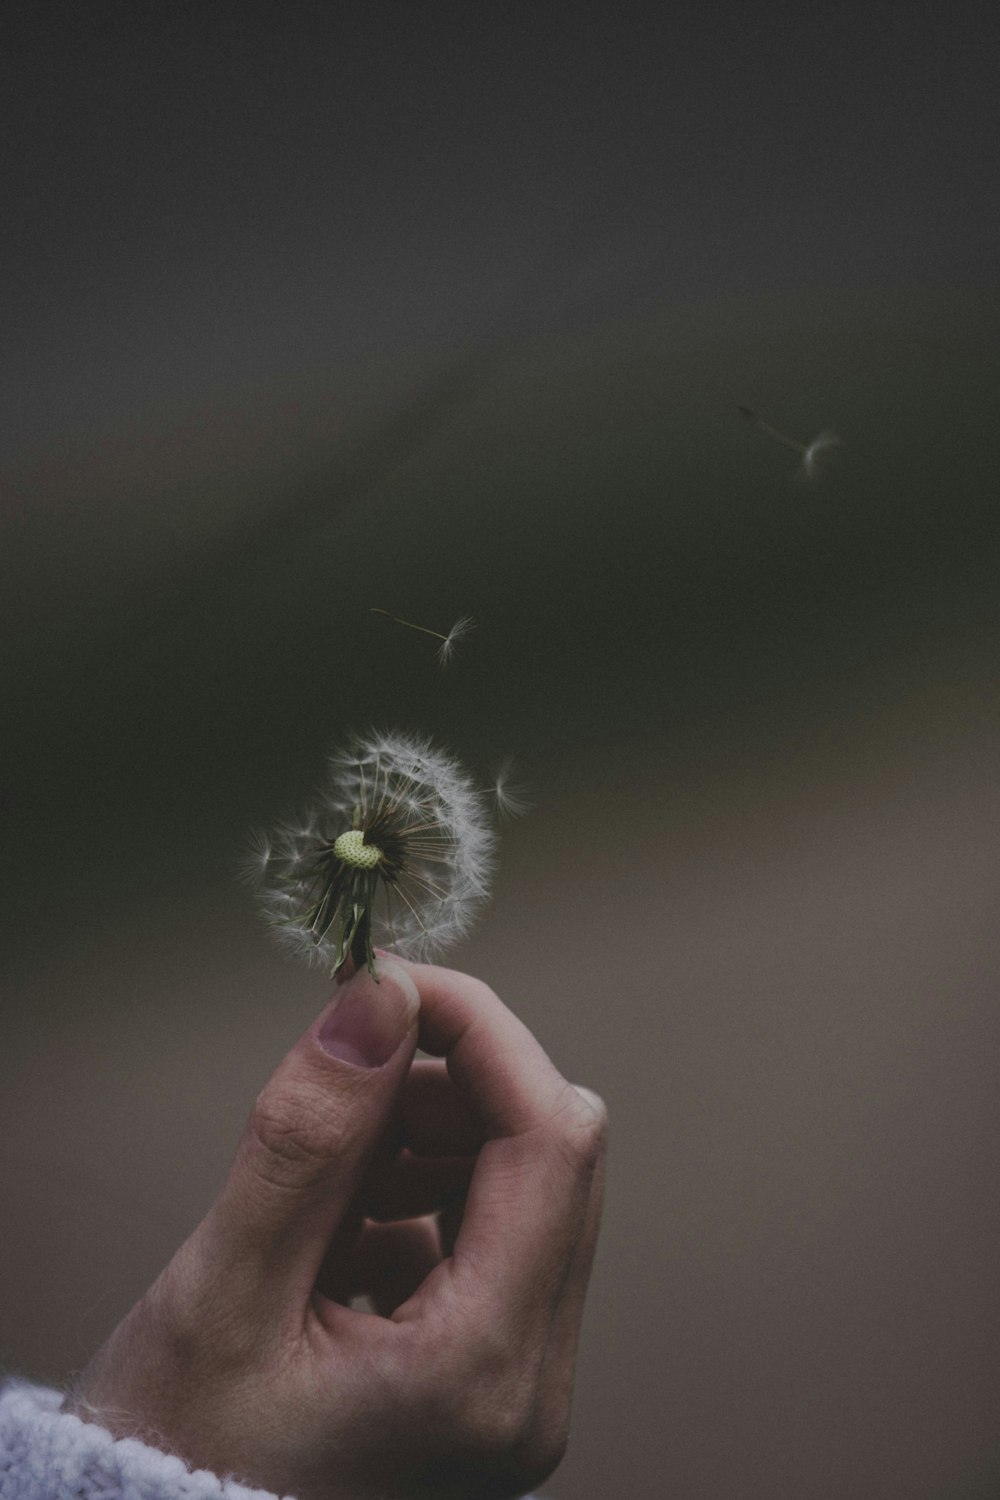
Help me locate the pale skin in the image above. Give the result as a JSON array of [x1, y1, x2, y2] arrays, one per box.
[[67, 959, 607, 1500]]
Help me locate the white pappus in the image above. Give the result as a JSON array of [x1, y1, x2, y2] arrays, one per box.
[[246, 730, 500, 977]]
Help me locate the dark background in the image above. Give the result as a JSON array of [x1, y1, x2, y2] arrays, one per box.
[[2, 4, 999, 1496]]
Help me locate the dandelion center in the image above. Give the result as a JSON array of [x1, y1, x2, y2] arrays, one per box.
[[333, 829, 383, 869]]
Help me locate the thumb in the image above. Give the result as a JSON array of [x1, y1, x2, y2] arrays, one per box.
[[201, 959, 420, 1313]]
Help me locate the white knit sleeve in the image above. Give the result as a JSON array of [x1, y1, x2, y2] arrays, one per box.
[[0, 1381, 293, 1500], [1, 1380, 544, 1500]]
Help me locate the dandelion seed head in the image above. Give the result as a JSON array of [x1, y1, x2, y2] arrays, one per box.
[[249, 729, 498, 972]]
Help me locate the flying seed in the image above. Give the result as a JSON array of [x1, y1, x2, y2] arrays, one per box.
[[739, 405, 842, 482], [372, 608, 476, 668]]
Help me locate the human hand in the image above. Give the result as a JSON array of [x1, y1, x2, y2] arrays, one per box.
[[67, 961, 606, 1500]]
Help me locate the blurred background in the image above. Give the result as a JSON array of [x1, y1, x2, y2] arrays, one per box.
[[2, 4, 999, 1495]]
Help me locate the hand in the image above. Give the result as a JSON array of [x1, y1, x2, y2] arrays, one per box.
[[67, 960, 607, 1500]]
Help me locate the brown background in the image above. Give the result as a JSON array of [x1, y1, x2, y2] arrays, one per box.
[[3, 8, 999, 1497]]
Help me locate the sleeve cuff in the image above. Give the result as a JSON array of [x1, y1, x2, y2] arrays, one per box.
[[0, 1380, 292, 1500]]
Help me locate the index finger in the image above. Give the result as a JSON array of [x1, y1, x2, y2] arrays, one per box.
[[393, 961, 606, 1324], [404, 962, 573, 1138]]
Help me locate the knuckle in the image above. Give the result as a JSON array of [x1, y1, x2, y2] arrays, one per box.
[[139, 1248, 253, 1372], [449, 1382, 535, 1462], [432, 1330, 536, 1456], [403, 1326, 569, 1492], [520, 1418, 571, 1487], [245, 1082, 338, 1190], [447, 1388, 567, 1492], [573, 1085, 608, 1127], [547, 1084, 608, 1173]]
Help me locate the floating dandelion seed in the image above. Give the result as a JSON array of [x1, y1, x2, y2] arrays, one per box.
[[371, 608, 475, 667], [738, 405, 842, 482], [492, 760, 533, 821], [248, 730, 497, 977], [796, 428, 842, 482]]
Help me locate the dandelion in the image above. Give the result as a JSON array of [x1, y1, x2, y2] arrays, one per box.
[[248, 730, 497, 977], [371, 608, 475, 667], [738, 405, 843, 483]]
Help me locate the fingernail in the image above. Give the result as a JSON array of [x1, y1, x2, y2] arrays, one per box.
[[317, 960, 419, 1069]]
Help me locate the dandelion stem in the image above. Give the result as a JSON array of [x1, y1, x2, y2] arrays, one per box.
[[349, 907, 374, 977]]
